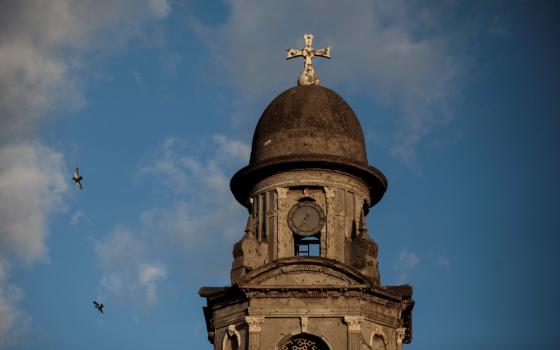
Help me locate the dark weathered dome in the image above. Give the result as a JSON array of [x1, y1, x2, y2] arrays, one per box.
[[250, 85, 367, 163], [231, 85, 387, 208]]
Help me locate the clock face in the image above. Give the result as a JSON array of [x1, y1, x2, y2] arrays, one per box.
[[287, 202, 326, 236]]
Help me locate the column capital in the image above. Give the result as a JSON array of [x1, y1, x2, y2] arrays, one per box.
[[396, 327, 407, 344], [245, 315, 265, 333], [343, 315, 363, 332], [276, 187, 288, 199]]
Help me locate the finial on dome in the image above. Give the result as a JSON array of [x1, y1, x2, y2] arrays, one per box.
[[287, 33, 331, 86]]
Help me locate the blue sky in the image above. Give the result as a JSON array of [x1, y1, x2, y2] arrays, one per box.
[[0, 1, 558, 349]]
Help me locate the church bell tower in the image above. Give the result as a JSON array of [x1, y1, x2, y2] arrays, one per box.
[[200, 34, 414, 350]]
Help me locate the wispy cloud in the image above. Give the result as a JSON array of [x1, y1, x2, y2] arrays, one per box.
[[96, 135, 249, 302], [192, 0, 464, 167], [432, 254, 451, 269], [95, 227, 167, 305], [139, 264, 167, 305], [139, 135, 249, 250], [160, 51, 183, 78], [394, 249, 420, 284], [0, 260, 31, 346], [69, 210, 85, 226]]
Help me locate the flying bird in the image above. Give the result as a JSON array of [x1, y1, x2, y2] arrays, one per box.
[[72, 168, 83, 190], [93, 300, 104, 314]]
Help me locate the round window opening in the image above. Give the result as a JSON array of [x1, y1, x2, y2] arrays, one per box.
[[280, 334, 329, 350]]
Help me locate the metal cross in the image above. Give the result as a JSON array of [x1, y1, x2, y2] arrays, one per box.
[[287, 34, 331, 86]]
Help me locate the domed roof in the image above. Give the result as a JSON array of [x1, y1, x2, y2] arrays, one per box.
[[231, 85, 387, 208], [250, 85, 367, 164]]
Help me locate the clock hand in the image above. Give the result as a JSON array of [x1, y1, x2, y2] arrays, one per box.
[[299, 213, 310, 227]]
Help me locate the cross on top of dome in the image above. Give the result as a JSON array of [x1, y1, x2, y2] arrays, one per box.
[[287, 34, 331, 86]]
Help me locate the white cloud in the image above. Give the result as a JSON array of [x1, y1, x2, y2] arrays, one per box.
[[96, 134, 249, 288], [394, 249, 420, 284], [149, 0, 171, 19], [96, 133, 248, 304], [0, 260, 31, 346], [193, 0, 463, 166], [95, 227, 167, 305], [0, 143, 68, 264], [0, 0, 172, 142], [139, 136, 248, 249], [139, 264, 167, 304]]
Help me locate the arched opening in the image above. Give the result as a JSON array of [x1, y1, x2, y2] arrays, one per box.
[[279, 333, 329, 350]]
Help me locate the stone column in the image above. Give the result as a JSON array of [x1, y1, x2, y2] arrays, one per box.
[[245, 316, 265, 350], [324, 186, 336, 259], [276, 187, 289, 258], [344, 315, 363, 350]]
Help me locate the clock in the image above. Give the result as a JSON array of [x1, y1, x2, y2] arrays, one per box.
[[287, 201, 326, 236]]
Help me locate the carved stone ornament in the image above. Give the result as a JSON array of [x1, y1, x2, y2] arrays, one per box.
[[245, 316, 265, 333], [280, 334, 329, 350], [395, 328, 406, 344], [344, 315, 364, 332], [287, 33, 331, 86], [222, 324, 241, 350], [370, 326, 388, 346]]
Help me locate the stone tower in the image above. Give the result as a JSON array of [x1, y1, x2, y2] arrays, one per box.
[[200, 35, 414, 350]]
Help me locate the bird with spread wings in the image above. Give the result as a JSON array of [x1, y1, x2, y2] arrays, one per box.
[[72, 168, 83, 190], [93, 300, 104, 314]]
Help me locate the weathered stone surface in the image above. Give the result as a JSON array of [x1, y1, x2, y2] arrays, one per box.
[[231, 216, 268, 285], [251, 85, 366, 163]]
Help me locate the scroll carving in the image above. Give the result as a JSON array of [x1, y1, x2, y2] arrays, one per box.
[[343, 315, 363, 332], [245, 316, 265, 333]]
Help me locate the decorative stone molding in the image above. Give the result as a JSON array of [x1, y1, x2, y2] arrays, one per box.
[[245, 316, 265, 333], [343, 315, 364, 332], [395, 327, 406, 344], [324, 186, 335, 198], [250, 264, 354, 285], [222, 324, 241, 350], [300, 316, 309, 333]]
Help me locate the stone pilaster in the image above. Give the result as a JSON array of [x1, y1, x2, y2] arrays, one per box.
[[344, 315, 363, 350], [245, 316, 265, 350], [276, 187, 290, 258], [324, 186, 336, 259], [300, 316, 309, 333]]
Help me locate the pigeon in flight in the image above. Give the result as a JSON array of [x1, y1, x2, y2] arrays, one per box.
[[93, 300, 104, 314], [72, 168, 83, 190]]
